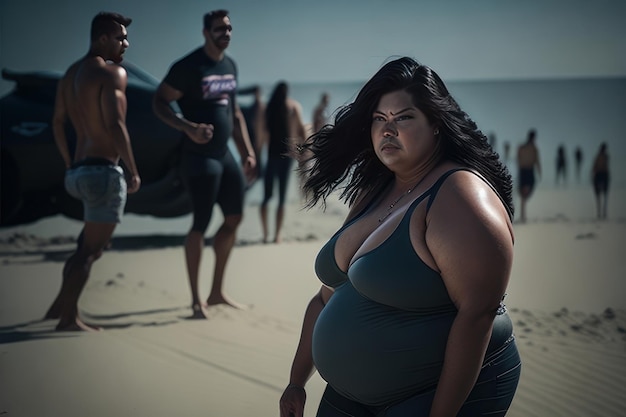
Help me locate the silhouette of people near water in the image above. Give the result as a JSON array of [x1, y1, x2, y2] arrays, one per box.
[[592, 142, 610, 220], [555, 144, 567, 186], [312, 92, 330, 134], [488, 132, 497, 151], [503, 140, 511, 165], [574, 146, 583, 183], [516, 129, 541, 223]]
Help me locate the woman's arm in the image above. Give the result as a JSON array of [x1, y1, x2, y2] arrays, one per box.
[[279, 286, 333, 417], [423, 171, 514, 417]]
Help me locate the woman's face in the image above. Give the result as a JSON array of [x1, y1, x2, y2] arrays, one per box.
[[371, 89, 438, 173]]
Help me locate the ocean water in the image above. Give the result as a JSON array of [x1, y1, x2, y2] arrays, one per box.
[[2, 76, 625, 239], [257, 76, 626, 189], [247, 75, 626, 221]]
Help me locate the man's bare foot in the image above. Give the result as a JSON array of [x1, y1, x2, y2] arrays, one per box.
[[56, 318, 102, 332], [44, 303, 61, 320], [206, 294, 250, 310], [187, 303, 208, 319]]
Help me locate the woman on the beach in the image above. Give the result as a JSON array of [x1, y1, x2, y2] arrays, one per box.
[[279, 57, 521, 416], [259, 81, 306, 243]]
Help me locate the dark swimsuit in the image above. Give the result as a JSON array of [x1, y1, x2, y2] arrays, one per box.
[[518, 167, 535, 191], [312, 168, 519, 410], [593, 171, 609, 193]]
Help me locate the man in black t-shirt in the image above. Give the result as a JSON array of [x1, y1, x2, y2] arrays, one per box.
[[153, 9, 256, 318]]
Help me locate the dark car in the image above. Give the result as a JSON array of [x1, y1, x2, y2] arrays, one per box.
[[1, 62, 195, 227]]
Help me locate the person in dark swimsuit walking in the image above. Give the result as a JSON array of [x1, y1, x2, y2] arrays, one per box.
[[574, 146, 583, 183], [516, 129, 541, 223], [555, 144, 567, 186], [592, 142, 610, 220], [279, 57, 520, 417], [259, 81, 306, 243]]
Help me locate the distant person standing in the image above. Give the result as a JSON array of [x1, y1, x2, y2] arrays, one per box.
[[574, 146, 583, 183], [488, 132, 497, 151], [592, 142, 610, 220], [516, 129, 541, 222], [44, 11, 141, 331], [503, 140, 511, 165], [152, 9, 257, 317], [259, 81, 306, 243], [312, 91, 330, 134], [555, 144, 567, 186]]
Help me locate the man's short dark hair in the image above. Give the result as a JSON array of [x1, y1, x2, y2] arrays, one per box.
[[91, 12, 132, 41], [203, 9, 229, 30]]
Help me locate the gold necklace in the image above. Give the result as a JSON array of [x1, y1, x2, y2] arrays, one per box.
[[378, 176, 428, 223]]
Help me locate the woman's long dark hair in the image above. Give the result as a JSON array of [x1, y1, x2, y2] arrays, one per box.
[[265, 81, 289, 144], [299, 57, 514, 218]]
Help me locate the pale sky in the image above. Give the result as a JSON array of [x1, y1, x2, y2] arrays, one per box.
[[1, 0, 625, 94]]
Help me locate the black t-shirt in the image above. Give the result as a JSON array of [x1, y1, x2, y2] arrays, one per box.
[[163, 48, 238, 157]]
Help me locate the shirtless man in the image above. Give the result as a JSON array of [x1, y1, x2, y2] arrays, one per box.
[[44, 12, 141, 331], [516, 129, 541, 223]]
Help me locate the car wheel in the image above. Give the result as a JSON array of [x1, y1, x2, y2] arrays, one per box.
[[1, 148, 22, 225]]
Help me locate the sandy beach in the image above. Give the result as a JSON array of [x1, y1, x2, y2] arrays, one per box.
[[1, 183, 625, 417]]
